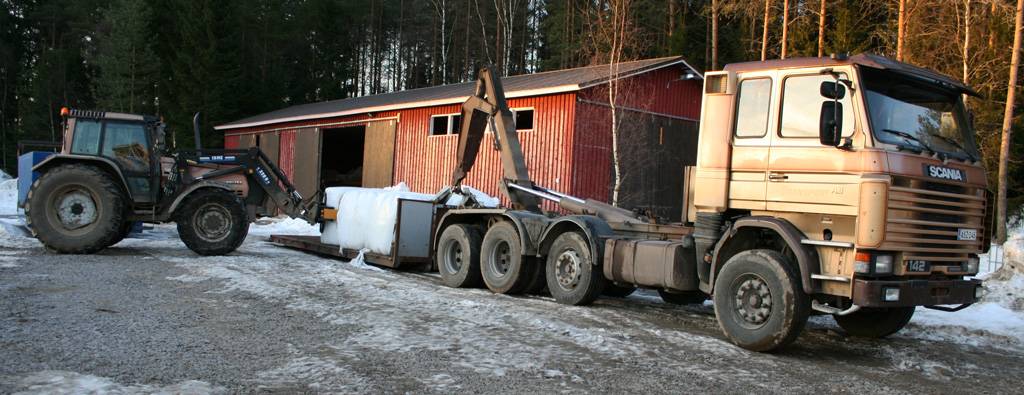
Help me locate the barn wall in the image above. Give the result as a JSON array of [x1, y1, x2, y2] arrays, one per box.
[[572, 68, 702, 221], [392, 93, 576, 208], [577, 66, 702, 120]]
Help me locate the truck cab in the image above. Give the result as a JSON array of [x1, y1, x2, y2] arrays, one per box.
[[692, 54, 986, 320]]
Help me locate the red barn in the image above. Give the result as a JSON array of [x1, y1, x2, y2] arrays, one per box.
[[216, 56, 703, 220]]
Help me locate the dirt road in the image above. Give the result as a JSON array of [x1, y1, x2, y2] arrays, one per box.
[[1, 224, 1022, 393]]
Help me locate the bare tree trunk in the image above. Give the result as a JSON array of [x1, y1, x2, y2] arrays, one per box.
[[818, 0, 826, 57], [711, 0, 719, 69], [963, 0, 971, 106], [897, 0, 906, 61], [997, 0, 1024, 244], [762, 0, 771, 61], [781, 0, 789, 59], [609, 0, 630, 206]]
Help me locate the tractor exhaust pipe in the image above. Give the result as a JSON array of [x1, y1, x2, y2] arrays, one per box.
[[192, 112, 202, 150]]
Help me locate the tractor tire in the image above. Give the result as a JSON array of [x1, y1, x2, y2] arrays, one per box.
[[437, 224, 484, 288], [712, 249, 810, 352], [833, 307, 915, 338], [25, 164, 127, 254], [176, 189, 249, 256], [658, 289, 708, 305], [480, 221, 532, 294], [545, 231, 606, 306], [106, 221, 135, 248], [604, 284, 637, 298]]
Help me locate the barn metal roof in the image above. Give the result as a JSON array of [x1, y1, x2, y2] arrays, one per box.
[[216, 56, 700, 130]]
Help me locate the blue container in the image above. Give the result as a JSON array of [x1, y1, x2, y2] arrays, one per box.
[[17, 152, 55, 207]]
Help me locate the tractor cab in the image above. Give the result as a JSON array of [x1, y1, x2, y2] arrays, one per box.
[[59, 108, 165, 204]]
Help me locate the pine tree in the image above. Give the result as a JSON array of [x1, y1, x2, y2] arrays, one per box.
[[93, 0, 159, 114]]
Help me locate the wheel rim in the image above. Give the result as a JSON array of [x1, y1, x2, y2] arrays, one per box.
[[442, 239, 464, 274], [489, 240, 512, 277], [193, 203, 232, 242], [53, 187, 99, 230], [555, 249, 582, 290], [732, 273, 773, 328]]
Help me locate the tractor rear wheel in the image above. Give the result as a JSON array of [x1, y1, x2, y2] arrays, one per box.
[[25, 164, 127, 254], [176, 189, 248, 256]]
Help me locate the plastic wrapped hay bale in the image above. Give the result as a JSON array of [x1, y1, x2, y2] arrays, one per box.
[[328, 183, 433, 254]]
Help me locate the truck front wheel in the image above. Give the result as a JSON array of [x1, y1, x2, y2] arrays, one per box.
[[712, 249, 810, 352], [176, 189, 248, 256], [25, 164, 127, 254], [833, 307, 915, 338], [545, 232, 605, 306], [437, 224, 483, 288]]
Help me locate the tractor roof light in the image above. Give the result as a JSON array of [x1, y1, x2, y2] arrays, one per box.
[[60, 107, 70, 117]]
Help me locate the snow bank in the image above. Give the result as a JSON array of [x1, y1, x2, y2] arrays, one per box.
[[322, 183, 433, 254], [249, 216, 320, 237], [0, 175, 17, 215], [443, 185, 500, 208]]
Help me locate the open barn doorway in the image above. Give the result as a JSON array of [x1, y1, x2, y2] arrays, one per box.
[[320, 126, 365, 188]]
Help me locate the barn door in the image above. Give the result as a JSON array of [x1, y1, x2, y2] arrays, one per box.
[[362, 120, 396, 188], [258, 131, 281, 214], [237, 134, 256, 149], [293, 128, 321, 199]]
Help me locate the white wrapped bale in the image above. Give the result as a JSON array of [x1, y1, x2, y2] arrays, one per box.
[[321, 183, 433, 255]]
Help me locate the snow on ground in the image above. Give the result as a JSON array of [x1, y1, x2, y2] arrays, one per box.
[[248, 216, 320, 237], [0, 174, 18, 216], [10, 370, 224, 394]]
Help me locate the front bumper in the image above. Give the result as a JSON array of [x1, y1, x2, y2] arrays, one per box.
[[851, 278, 982, 308]]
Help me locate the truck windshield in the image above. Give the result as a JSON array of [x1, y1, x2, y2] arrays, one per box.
[[861, 67, 979, 160]]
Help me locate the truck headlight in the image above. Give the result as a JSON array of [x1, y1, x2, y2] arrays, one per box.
[[874, 255, 894, 274], [883, 287, 901, 302], [966, 256, 980, 274]]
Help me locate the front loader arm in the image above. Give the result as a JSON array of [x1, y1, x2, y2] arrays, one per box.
[[450, 65, 541, 213]]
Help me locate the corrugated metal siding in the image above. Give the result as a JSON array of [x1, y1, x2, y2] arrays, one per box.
[[224, 135, 240, 149], [577, 66, 702, 120], [392, 94, 576, 209], [279, 131, 296, 181]]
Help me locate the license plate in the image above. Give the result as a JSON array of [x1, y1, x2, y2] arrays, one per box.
[[957, 228, 978, 241], [907, 260, 931, 273]]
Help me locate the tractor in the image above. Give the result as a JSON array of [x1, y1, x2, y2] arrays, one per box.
[[24, 108, 318, 255]]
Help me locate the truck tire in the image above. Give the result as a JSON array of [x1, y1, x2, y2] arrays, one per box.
[[176, 189, 248, 256], [605, 284, 637, 298], [480, 221, 532, 294], [659, 289, 707, 305], [833, 307, 915, 338], [712, 249, 810, 352], [437, 224, 484, 288], [545, 231, 606, 306], [25, 164, 127, 254]]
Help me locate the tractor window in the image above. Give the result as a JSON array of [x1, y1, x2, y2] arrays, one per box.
[[71, 119, 102, 155], [102, 122, 151, 173]]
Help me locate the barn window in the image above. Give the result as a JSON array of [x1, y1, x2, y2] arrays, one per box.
[[430, 113, 462, 136], [514, 109, 534, 131]]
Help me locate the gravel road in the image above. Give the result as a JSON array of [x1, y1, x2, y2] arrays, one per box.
[[2, 222, 1023, 394]]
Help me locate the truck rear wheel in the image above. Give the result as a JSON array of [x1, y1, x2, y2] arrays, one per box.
[[659, 289, 707, 305], [545, 232, 605, 306], [176, 189, 248, 256], [480, 221, 532, 294], [712, 249, 810, 352], [833, 307, 915, 338], [25, 164, 127, 254], [437, 224, 483, 288]]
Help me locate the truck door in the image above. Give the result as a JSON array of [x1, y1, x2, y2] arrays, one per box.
[[729, 73, 776, 211], [766, 71, 859, 216]]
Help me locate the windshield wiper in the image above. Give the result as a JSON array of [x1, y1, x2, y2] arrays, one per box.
[[926, 132, 978, 161], [882, 128, 937, 154]]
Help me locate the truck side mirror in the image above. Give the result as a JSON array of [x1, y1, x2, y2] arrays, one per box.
[[820, 81, 846, 100], [819, 101, 843, 146]]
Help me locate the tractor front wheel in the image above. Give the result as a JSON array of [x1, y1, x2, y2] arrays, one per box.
[[176, 189, 249, 256]]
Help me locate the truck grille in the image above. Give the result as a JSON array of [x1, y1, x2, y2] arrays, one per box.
[[881, 176, 988, 264]]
